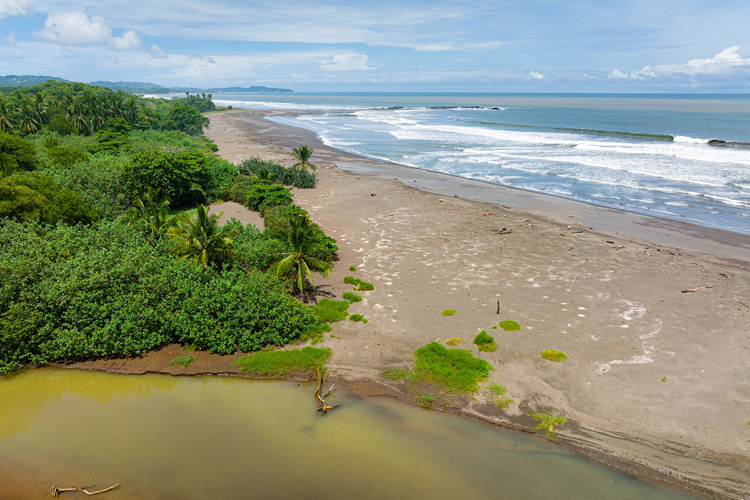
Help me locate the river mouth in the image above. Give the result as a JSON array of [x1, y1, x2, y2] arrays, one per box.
[[0, 368, 695, 499]]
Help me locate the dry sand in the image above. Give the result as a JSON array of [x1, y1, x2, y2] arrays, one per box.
[[68, 110, 750, 499]]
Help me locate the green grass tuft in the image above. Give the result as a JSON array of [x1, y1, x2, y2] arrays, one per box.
[[342, 292, 363, 303], [344, 276, 375, 291], [381, 368, 411, 381], [440, 309, 457, 316], [488, 382, 512, 408], [299, 323, 333, 344], [349, 265, 357, 271], [232, 346, 332, 378], [445, 337, 465, 346], [169, 355, 195, 367], [531, 412, 567, 438], [412, 342, 492, 394], [349, 314, 368, 323], [541, 349, 567, 362], [417, 391, 435, 409], [661, 376, 667, 382], [474, 331, 497, 352], [312, 298, 350, 323], [498, 320, 521, 331]]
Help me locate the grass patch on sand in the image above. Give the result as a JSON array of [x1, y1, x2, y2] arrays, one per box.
[[473, 331, 497, 352], [531, 412, 567, 439], [416, 391, 435, 409], [344, 276, 375, 291], [169, 355, 195, 367], [498, 320, 521, 331], [488, 382, 513, 409], [381, 368, 411, 381], [541, 349, 567, 362], [445, 337, 464, 346], [349, 265, 357, 271], [299, 323, 332, 344], [349, 314, 368, 323], [342, 292, 362, 303], [440, 309, 457, 316], [412, 342, 492, 394], [312, 299, 349, 323], [233, 346, 332, 378]]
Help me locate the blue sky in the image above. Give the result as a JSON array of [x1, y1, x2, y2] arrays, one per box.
[[1, 0, 749, 92]]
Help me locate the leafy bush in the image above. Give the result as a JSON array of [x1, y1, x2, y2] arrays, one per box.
[[412, 342, 492, 394], [498, 320, 521, 331], [0, 220, 319, 374], [164, 103, 209, 135], [245, 182, 293, 211], [47, 145, 89, 168], [2, 173, 98, 224], [0, 132, 39, 175], [349, 266, 356, 271], [342, 292, 362, 303], [238, 157, 316, 189], [123, 150, 213, 206], [232, 346, 332, 378]]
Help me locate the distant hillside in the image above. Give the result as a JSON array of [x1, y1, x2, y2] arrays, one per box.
[[0, 75, 293, 94], [171, 86, 293, 94], [0, 75, 70, 87], [88, 81, 171, 94]]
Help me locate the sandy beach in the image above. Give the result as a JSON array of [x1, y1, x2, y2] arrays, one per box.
[[66, 109, 750, 499]]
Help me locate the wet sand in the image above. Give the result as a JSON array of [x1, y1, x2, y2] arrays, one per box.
[[64, 110, 750, 499]]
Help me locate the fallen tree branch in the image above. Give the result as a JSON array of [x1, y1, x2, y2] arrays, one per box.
[[315, 368, 337, 413], [681, 285, 715, 293], [52, 484, 120, 497]]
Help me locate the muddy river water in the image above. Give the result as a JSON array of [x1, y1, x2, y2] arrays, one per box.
[[0, 368, 695, 499]]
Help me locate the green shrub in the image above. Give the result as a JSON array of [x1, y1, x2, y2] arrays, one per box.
[[47, 145, 89, 168], [440, 309, 456, 316], [342, 292, 362, 303], [312, 298, 349, 323], [412, 342, 492, 394], [238, 157, 316, 189], [232, 346, 332, 378], [541, 349, 567, 362], [349, 314, 368, 323], [3, 173, 98, 224], [245, 183, 293, 211], [349, 265, 356, 271], [417, 391, 435, 409], [344, 276, 375, 291], [532, 412, 567, 438], [498, 320, 521, 331], [473, 330, 497, 352], [169, 355, 195, 367], [123, 150, 213, 206]]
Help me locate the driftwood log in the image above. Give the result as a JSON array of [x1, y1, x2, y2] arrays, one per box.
[[681, 285, 715, 293], [52, 484, 120, 497], [315, 368, 337, 413]]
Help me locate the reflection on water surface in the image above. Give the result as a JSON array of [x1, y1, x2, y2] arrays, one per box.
[[0, 369, 694, 499]]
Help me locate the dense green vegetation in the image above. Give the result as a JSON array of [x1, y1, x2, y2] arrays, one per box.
[[232, 346, 332, 377], [412, 343, 493, 394], [473, 331, 497, 352], [0, 81, 339, 374]]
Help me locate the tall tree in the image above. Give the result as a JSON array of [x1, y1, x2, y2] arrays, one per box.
[[291, 144, 317, 172], [0, 99, 15, 133], [166, 205, 238, 267], [266, 214, 332, 293]]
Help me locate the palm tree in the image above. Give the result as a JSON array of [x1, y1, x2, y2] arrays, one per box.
[[18, 104, 39, 135], [166, 205, 238, 267], [266, 214, 332, 293], [33, 93, 47, 124], [69, 100, 89, 134], [120, 188, 174, 239], [0, 99, 15, 132], [291, 144, 317, 172]]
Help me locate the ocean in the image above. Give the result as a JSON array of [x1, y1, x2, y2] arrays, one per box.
[[212, 93, 750, 235]]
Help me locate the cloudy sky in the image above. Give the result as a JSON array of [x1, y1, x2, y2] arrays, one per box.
[[1, 0, 749, 92]]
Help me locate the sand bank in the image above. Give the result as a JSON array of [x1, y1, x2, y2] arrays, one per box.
[[65, 109, 750, 499]]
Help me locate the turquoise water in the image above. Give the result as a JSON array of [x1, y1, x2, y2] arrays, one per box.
[[0, 369, 696, 499], [213, 93, 750, 234]]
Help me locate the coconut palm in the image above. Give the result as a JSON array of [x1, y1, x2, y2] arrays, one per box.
[[266, 214, 332, 293], [120, 187, 174, 239], [18, 104, 39, 135], [166, 205, 238, 267], [291, 144, 317, 172], [33, 93, 47, 124], [69, 101, 89, 134], [0, 99, 15, 132]]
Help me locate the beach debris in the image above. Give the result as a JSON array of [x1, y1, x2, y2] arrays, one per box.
[[681, 285, 715, 293], [315, 368, 337, 413], [570, 230, 583, 234], [492, 228, 512, 235], [606, 241, 614, 244], [52, 484, 120, 497], [370, 192, 377, 196], [496, 299, 500, 314]]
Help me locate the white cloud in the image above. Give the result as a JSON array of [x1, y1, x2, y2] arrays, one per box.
[[37, 11, 111, 45], [110, 30, 140, 50], [0, 0, 34, 19], [321, 52, 374, 71], [529, 70, 544, 80], [150, 44, 168, 59], [609, 46, 750, 80], [5, 31, 16, 45]]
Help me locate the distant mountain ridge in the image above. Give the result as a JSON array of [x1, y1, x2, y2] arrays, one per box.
[[0, 75, 293, 94]]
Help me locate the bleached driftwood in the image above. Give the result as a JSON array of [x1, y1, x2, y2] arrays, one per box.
[[52, 484, 120, 497]]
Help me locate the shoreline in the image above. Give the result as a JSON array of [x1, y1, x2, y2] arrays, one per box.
[[32, 109, 750, 499]]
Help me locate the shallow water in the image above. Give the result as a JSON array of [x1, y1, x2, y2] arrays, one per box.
[[0, 369, 695, 499]]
